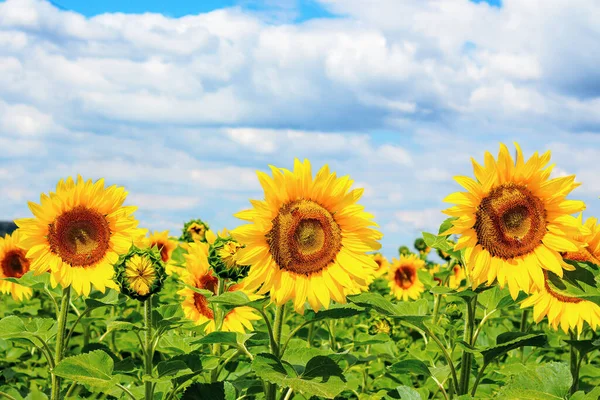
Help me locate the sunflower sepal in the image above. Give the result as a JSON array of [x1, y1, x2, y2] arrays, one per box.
[[113, 245, 166, 302], [208, 236, 250, 281]]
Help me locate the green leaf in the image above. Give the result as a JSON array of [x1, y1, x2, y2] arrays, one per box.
[[252, 353, 347, 399], [347, 293, 428, 329], [84, 290, 122, 309], [495, 362, 571, 399], [422, 232, 460, 259], [304, 303, 365, 322], [570, 386, 600, 400], [563, 339, 600, 357], [184, 284, 214, 298], [389, 360, 431, 377], [53, 350, 118, 391], [192, 331, 238, 346], [545, 261, 600, 306], [1, 271, 51, 289], [438, 217, 458, 236], [396, 385, 422, 400], [0, 316, 56, 343], [182, 382, 236, 400], [481, 332, 548, 365]]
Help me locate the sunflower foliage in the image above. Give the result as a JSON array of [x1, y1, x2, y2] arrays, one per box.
[[1, 148, 600, 400]]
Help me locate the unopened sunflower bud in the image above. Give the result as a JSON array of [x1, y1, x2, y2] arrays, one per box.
[[445, 303, 463, 320], [209, 236, 250, 281], [180, 219, 210, 243], [113, 245, 166, 301], [368, 318, 393, 335], [398, 246, 411, 256]]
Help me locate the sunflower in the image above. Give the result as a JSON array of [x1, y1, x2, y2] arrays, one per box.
[[521, 272, 600, 333], [0, 231, 33, 301], [388, 254, 425, 301], [443, 143, 587, 299], [448, 264, 466, 289], [209, 229, 250, 281], [180, 219, 210, 243], [113, 246, 166, 301], [231, 159, 382, 314], [178, 241, 259, 333], [15, 176, 146, 296], [144, 231, 177, 263], [562, 215, 600, 265]]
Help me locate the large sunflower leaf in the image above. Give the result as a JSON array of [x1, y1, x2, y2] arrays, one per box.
[[494, 362, 571, 399], [53, 350, 119, 392], [0, 315, 56, 343], [303, 303, 365, 322], [347, 293, 428, 329], [251, 353, 347, 399]]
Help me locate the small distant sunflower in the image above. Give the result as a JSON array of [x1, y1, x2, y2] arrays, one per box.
[[178, 241, 259, 333], [15, 176, 146, 296], [388, 254, 425, 301], [443, 143, 587, 299], [414, 238, 430, 256], [448, 264, 466, 289], [372, 253, 390, 278], [231, 159, 382, 314], [429, 264, 442, 286], [209, 229, 250, 281], [180, 219, 210, 243], [114, 246, 166, 301], [144, 231, 177, 264], [0, 231, 33, 301], [521, 272, 600, 333]]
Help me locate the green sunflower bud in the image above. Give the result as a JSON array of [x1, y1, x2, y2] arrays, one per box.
[[209, 236, 250, 281], [368, 318, 393, 336], [414, 238, 427, 252], [113, 245, 166, 301], [445, 303, 463, 320], [398, 245, 411, 256], [180, 219, 210, 243]]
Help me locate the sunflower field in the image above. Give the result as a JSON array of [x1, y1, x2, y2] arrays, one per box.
[[2, 143, 600, 400]]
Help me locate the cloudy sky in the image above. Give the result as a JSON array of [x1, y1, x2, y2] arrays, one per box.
[[1, 0, 599, 260]]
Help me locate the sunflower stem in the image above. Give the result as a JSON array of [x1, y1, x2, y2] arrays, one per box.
[[459, 295, 476, 395], [570, 330, 580, 394], [211, 278, 226, 383], [144, 296, 154, 400], [51, 286, 71, 400], [266, 303, 287, 400], [519, 308, 529, 361]]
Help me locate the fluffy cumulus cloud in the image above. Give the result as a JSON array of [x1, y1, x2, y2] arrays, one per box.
[[0, 0, 599, 259]]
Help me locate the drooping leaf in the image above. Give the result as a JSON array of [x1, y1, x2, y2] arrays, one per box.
[[395, 385, 422, 400], [481, 332, 548, 365], [252, 353, 347, 399], [192, 331, 238, 346], [389, 360, 431, 377], [181, 381, 236, 400], [494, 362, 571, 399], [53, 350, 118, 391]]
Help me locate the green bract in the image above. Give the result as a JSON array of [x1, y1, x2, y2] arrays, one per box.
[[208, 236, 250, 281], [113, 245, 166, 301]]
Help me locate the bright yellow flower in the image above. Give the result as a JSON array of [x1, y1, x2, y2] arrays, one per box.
[[178, 242, 259, 333], [443, 143, 586, 299], [448, 264, 467, 289], [562, 215, 600, 265], [0, 231, 33, 301], [15, 176, 145, 296], [231, 159, 382, 314], [521, 272, 600, 333], [388, 254, 425, 301]]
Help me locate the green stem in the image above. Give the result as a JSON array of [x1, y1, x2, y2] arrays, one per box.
[[65, 382, 78, 398], [0, 392, 18, 400], [520, 308, 529, 361], [425, 327, 459, 395], [471, 361, 489, 397], [211, 279, 226, 383], [307, 322, 314, 348], [328, 320, 337, 351], [432, 293, 442, 324], [117, 383, 138, 400], [280, 320, 316, 356], [64, 308, 92, 350], [266, 303, 287, 400], [570, 331, 579, 394], [51, 286, 71, 400], [459, 296, 476, 395], [472, 309, 497, 345], [144, 297, 154, 400]]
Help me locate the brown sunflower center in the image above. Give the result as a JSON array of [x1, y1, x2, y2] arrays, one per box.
[[562, 248, 600, 266], [47, 206, 111, 267], [395, 266, 416, 289], [193, 274, 219, 318], [266, 199, 342, 275], [543, 272, 582, 304], [1, 249, 30, 278], [474, 183, 547, 259]]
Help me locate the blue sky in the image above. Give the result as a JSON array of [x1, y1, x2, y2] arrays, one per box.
[[0, 0, 599, 262]]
